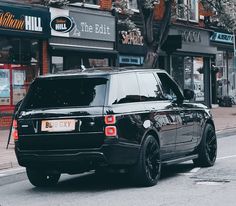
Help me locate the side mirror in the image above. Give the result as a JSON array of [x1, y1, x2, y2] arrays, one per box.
[[183, 89, 194, 100]]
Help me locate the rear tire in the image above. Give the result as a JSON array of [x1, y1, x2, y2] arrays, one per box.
[[130, 135, 161, 187], [193, 124, 217, 167], [26, 168, 61, 187]]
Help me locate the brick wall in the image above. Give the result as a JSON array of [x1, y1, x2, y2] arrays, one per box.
[[0, 108, 14, 129], [42, 40, 49, 75]]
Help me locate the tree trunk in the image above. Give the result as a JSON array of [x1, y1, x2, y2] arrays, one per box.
[[141, 0, 173, 69], [143, 49, 159, 68]]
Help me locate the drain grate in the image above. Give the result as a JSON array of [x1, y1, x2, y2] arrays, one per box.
[[195, 179, 230, 185]]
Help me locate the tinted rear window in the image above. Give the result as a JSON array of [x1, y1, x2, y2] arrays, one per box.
[[23, 77, 108, 109]]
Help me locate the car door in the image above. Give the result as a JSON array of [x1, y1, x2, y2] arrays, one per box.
[[157, 72, 195, 154], [137, 72, 177, 157]]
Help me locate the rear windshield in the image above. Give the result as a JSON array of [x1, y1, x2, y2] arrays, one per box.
[[23, 77, 108, 110]]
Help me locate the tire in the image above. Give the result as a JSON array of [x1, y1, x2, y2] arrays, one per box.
[[193, 124, 217, 167], [130, 135, 161, 187], [26, 168, 61, 187]]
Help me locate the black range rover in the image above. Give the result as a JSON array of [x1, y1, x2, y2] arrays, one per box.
[[13, 68, 217, 187]]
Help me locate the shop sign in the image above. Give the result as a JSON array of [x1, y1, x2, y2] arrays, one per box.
[[210, 32, 234, 44], [0, 5, 50, 38], [120, 31, 144, 46], [179, 30, 201, 43], [50, 8, 115, 42], [50, 16, 74, 33]]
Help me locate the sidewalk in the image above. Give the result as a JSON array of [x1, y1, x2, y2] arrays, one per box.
[[0, 105, 236, 171]]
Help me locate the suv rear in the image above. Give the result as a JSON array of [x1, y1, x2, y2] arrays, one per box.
[[14, 68, 217, 187]]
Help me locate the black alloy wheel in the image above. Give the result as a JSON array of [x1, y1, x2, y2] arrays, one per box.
[[131, 134, 161, 187], [193, 124, 217, 167], [26, 168, 61, 187]]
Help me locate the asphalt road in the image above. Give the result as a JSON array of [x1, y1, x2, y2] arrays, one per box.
[[0, 133, 236, 206]]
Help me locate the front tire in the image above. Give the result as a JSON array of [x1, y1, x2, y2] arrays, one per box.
[[130, 135, 161, 187], [193, 124, 217, 167], [26, 168, 61, 187]]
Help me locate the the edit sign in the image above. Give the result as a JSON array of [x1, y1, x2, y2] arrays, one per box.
[[50, 8, 115, 42], [50, 16, 74, 33]]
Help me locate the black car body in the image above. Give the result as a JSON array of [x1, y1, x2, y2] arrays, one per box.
[[13, 68, 217, 187]]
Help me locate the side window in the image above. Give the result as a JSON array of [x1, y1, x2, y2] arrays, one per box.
[[137, 72, 164, 101], [157, 72, 183, 101], [109, 73, 140, 104]]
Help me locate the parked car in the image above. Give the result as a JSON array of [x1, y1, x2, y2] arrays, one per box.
[[13, 67, 217, 187]]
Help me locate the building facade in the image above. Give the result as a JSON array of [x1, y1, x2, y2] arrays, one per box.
[[0, 1, 50, 128], [210, 32, 236, 103], [167, 25, 217, 107], [49, 7, 117, 73]]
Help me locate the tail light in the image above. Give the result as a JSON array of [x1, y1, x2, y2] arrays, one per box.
[[105, 126, 117, 137], [104, 115, 117, 137], [105, 115, 116, 125], [11, 119, 19, 141]]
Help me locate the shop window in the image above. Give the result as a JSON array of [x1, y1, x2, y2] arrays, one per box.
[[216, 51, 236, 98], [52, 56, 63, 73], [0, 69, 10, 106], [21, 40, 39, 65], [0, 38, 40, 106], [89, 58, 109, 67], [171, 55, 204, 102], [12, 69, 26, 105], [63, 55, 109, 70], [0, 38, 20, 63], [171, 55, 184, 89], [184, 56, 204, 101]]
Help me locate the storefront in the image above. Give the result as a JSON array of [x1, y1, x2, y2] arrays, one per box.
[[167, 25, 217, 107], [117, 29, 146, 66], [210, 32, 236, 103], [116, 12, 147, 67], [49, 7, 116, 72], [0, 3, 50, 128]]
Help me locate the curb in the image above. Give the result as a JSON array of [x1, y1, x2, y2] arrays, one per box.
[[216, 128, 236, 138], [0, 162, 19, 171], [0, 167, 26, 186]]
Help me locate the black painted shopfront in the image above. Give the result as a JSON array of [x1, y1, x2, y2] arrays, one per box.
[[0, 2, 50, 128], [167, 25, 217, 107], [49, 7, 117, 73]]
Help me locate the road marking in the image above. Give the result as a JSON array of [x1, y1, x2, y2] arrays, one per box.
[[217, 155, 236, 160]]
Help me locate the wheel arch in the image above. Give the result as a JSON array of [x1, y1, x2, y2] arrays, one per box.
[[203, 118, 216, 135], [141, 129, 160, 147]]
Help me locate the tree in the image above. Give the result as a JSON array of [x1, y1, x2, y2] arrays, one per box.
[[31, 0, 236, 68]]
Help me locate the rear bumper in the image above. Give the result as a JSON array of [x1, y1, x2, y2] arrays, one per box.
[[15, 141, 140, 172]]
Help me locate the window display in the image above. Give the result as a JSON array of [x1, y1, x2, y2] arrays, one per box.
[[0, 69, 10, 105], [172, 55, 204, 102], [0, 39, 40, 107]]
